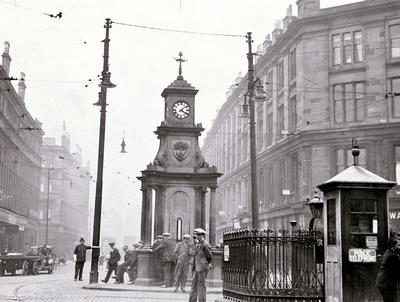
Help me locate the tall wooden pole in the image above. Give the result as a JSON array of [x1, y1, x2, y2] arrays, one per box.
[[45, 166, 50, 246], [246, 32, 259, 229], [89, 18, 114, 284]]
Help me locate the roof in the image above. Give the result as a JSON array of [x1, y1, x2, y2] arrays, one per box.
[[161, 76, 198, 97], [318, 165, 396, 191]]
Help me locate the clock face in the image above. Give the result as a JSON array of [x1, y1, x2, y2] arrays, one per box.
[[172, 101, 190, 119]]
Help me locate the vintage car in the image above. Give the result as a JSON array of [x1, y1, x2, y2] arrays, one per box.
[[0, 246, 55, 276]]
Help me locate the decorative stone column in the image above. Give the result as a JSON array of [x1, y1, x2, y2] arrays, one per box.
[[201, 187, 207, 230], [154, 186, 165, 237], [145, 188, 153, 245], [209, 187, 217, 246], [194, 187, 202, 228], [140, 188, 147, 242]]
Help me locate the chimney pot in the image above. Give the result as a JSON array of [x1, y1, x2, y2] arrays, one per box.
[[18, 72, 26, 104], [2, 41, 11, 76]]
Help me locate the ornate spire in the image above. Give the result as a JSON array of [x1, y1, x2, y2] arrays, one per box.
[[174, 51, 187, 80]]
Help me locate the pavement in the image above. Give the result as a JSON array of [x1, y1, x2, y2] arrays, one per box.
[[0, 262, 224, 301]]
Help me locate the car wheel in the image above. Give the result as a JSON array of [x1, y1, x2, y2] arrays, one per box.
[[31, 262, 39, 275]]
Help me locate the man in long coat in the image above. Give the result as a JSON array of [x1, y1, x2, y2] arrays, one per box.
[[153, 232, 176, 287], [73, 237, 92, 281], [151, 235, 164, 282], [174, 234, 191, 292], [189, 228, 212, 302], [126, 243, 140, 284], [114, 245, 133, 284], [102, 242, 120, 283]]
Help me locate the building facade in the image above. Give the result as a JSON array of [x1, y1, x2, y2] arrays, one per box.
[[201, 0, 400, 242], [0, 42, 44, 252], [39, 125, 91, 259]]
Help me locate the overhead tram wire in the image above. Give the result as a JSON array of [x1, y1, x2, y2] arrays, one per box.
[[205, 94, 394, 136], [111, 20, 245, 38]]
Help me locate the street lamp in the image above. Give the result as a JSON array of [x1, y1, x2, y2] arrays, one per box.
[[90, 18, 116, 284], [307, 190, 324, 231], [244, 32, 267, 229]]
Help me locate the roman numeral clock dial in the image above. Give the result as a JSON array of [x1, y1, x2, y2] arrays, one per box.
[[172, 101, 190, 119]]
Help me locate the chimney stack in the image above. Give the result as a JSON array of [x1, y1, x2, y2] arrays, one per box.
[[272, 20, 283, 44], [263, 34, 272, 51], [296, 0, 320, 18], [283, 5, 297, 32], [18, 72, 26, 104], [2, 41, 11, 76]]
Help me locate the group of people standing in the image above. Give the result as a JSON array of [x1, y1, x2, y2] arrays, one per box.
[[101, 240, 145, 284], [72, 228, 212, 302], [73, 237, 144, 284], [151, 228, 212, 302]]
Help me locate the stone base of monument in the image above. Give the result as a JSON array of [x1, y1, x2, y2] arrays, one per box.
[[136, 247, 223, 287]]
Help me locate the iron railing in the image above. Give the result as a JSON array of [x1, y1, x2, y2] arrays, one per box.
[[223, 229, 324, 302]]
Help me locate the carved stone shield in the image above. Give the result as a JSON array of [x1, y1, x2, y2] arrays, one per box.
[[172, 140, 190, 161]]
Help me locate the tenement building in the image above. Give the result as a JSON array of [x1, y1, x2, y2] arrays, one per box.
[[201, 0, 400, 242], [39, 124, 91, 259], [0, 42, 44, 252]]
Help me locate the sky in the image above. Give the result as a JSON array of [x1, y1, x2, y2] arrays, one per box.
[[0, 0, 361, 243]]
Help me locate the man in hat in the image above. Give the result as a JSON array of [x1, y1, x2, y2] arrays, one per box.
[[152, 232, 176, 287], [189, 228, 212, 302], [73, 237, 92, 281], [173, 234, 191, 292], [102, 242, 120, 283], [114, 245, 133, 284], [151, 235, 164, 282], [127, 242, 140, 284]]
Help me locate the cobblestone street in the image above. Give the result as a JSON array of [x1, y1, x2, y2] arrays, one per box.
[[0, 263, 222, 302]]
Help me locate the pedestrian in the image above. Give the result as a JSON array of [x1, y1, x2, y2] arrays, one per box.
[[189, 228, 212, 302], [99, 254, 104, 271], [114, 245, 132, 284], [174, 234, 191, 292], [101, 242, 121, 283], [152, 232, 176, 287], [151, 235, 164, 283], [73, 237, 92, 281], [376, 234, 400, 302], [127, 243, 140, 284]]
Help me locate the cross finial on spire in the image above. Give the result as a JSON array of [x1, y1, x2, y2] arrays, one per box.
[[174, 51, 187, 80]]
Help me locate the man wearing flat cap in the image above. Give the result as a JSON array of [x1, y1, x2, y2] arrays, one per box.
[[114, 245, 134, 284], [173, 234, 192, 292], [127, 242, 140, 284], [151, 235, 164, 282], [189, 228, 212, 302], [153, 232, 176, 287], [102, 242, 120, 283]]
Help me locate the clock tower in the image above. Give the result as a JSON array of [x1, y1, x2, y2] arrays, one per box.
[[138, 52, 221, 248]]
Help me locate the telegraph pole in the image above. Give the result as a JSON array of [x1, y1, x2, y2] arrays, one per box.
[[246, 32, 259, 229], [45, 166, 51, 246], [89, 18, 115, 284]]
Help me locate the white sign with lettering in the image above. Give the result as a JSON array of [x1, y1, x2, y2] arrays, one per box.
[[366, 236, 378, 249], [224, 245, 230, 262], [349, 248, 376, 263]]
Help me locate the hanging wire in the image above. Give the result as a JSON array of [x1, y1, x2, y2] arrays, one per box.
[[111, 20, 245, 38]]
